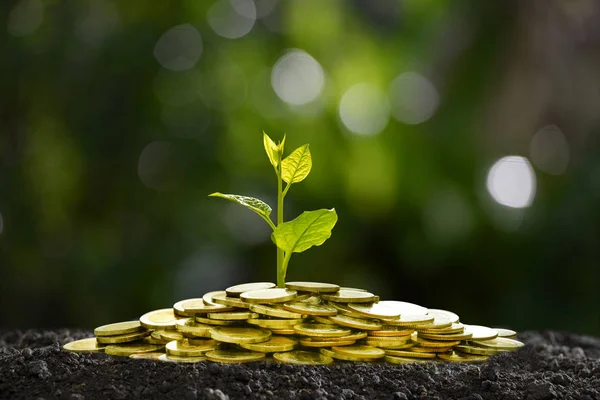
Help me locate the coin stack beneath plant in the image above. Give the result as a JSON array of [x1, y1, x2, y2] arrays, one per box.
[[63, 282, 524, 365]]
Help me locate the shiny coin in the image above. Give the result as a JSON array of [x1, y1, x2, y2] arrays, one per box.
[[140, 309, 179, 330], [129, 352, 165, 360], [146, 332, 169, 345], [159, 354, 206, 363], [412, 317, 454, 330], [329, 314, 382, 331], [96, 330, 150, 344], [313, 316, 337, 325], [347, 303, 401, 319], [463, 325, 498, 341], [299, 337, 356, 347], [412, 334, 460, 347], [385, 355, 431, 364], [283, 302, 337, 316], [249, 304, 303, 319], [372, 342, 415, 350], [417, 330, 472, 341], [203, 291, 227, 306], [438, 351, 488, 363], [368, 327, 414, 337], [241, 288, 298, 304], [208, 311, 257, 320], [412, 346, 454, 353], [331, 345, 385, 359], [240, 336, 297, 352], [247, 318, 303, 330], [386, 314, 434, 327], [94, 321, 145, 337], [177, 298, 234, 315], [63, 338, 104, 353], [160, 331, 184, 342], [321, 289, 376, 303], [417, 322, 465, 335], [195, 316, 243, 326], [226, 282, 276, 297], [270, 329, 296, 335], [427, 309, 460, 323], [210, 326, 272, 344], [471, 337, 524, 350], [176, 319, 212, 337], [294, 323, 352, 338], [339, 287, 368, 292], [188, 337, 218, 346], [376, 301, 428, 315], [285, 281, 340, 293], [328, 302, 365, 318], [320, 348, 374, 362], [274, 350, 333, 365], [166, 339, 217, 356], [455, 344, 502, 356], [336, 331, 368, 341], [493, 328, 518, 338], [205, 349, 266, 363], [210, 293, 251, 309], [384, 349, 436, 359], [104, 343, 164, 357], [365, 335, 411, 344]]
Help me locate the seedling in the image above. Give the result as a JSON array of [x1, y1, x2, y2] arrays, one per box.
[[210, 133, 338, 287]]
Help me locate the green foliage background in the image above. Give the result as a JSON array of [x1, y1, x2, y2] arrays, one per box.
[[1, 0, 599, 335]]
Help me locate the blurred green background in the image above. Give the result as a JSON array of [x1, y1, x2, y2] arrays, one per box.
[[1, 0, 599, 336]]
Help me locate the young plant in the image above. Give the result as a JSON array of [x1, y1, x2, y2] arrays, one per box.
[[210, 132, 338, 287]]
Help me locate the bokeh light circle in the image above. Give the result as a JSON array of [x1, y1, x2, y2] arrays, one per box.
[[339, 83, 390, 135], [207, 0, 256, 39], [271, 49, 325, 106], [7, 0, 44, 37], [486, 156, 536, 208], [389, 72, 439, 125], [153, 24, 203, 72], [529, 125, 570, 175]]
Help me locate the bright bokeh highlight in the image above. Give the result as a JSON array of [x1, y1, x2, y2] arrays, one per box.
[[207, 0, 256, 39], [271, 50, 325, 106], [153, 24, 203, 72], [339, 83, 390, 135], [486, 156, 536, 208], [389, 72, 439, 125]]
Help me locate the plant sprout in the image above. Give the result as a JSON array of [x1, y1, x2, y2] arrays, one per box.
[[210, 132, 338, 287]]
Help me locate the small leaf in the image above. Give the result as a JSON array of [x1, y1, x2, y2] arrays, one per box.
[[273, 209, 337, 254], [281, 144, 312, 184], [263, 132, 280, 168], [209, 192, 273, 223], [278, 134, 286, 155]]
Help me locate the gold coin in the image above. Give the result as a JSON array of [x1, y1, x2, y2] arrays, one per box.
[[416, 330, 472, 341], [338, 287, 368, 292], [94, 321, 145, 337], [145, 332, 169, 345], [372, 342, 415, 350], [270, 329, 296, 335], [209, 326, 272, 344], [129, 352, 165, 360], [240, 336, 297, 352], [158, 354, 206, 363], [328, 302, 366, 318], [240, 288, 298, 304], [335, 331, 368, 341], [376, 301, 428, 315], [104, 343, 164, 357], [203, 291, 227, 306], [210, 293, 251, 309], [247, 318, 303, 330], [455, 345, 502, 356], [321, 289, 376, 303], [320, 348, 374, 362], [385, 314, 434, 327], [331, 345, 385, 359], [412, 317, 454, 330], [293, 323, 351, 338], [493, 328, 518, 338], [313, 316, 336, 325], [285, 281, 340, 293], [176, 298, 234, 315], [328, 314, 382, 331], [470, 337, 524, 350], [205, 349, 266, 363], [63, 338, 104, 353], [195, 316, 243, 326], [368, 328, 414, 337], [96, 330, 150, 344], [417, 322, 465, 335], [385, 355, 431, 364], [437, 351, 488, 363], [347, 303, 401, 319], [384, 349, 436, 359], [412, 346, 454, 353], [364, 335, 411, 344], [463, 325, 498, 341], [274, 350, 334, 365], [160, 330, 184, 341], [412, 334, 460, 347], [140, 309, 179, 330], [188, 337, 218, 346], [208, 311, 257, 320], [176, 319, 212, 337], [283, 302, 337, 316], [226, 282, 276, 297], [427, 309, 460, 323], [249, 304, 303, 319], [299, 338, 356, 347], [166, 339, 217, 356]]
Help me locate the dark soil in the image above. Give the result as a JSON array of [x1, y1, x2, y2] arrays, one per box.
[[0, 330, 599, 400]]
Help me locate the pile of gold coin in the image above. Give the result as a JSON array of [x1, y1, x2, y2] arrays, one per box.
[[63, 281, 524, 365]]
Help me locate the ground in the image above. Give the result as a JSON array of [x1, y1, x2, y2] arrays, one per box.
[[0, 330, 599, 399]]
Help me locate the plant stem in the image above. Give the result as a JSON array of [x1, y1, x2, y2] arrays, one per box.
[[276, 164, 285, 287]]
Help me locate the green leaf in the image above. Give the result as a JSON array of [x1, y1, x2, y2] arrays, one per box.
[[209, 192, 275, 229], [272, 208, 337, 254], [263, 132, 280, 168], [281, 144, 312, 184]]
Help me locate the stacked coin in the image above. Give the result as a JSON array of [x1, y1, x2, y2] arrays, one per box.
[[63, 281, 523, 365]]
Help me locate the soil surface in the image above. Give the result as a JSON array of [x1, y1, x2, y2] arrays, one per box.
[[0, 330, 599, 400]]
